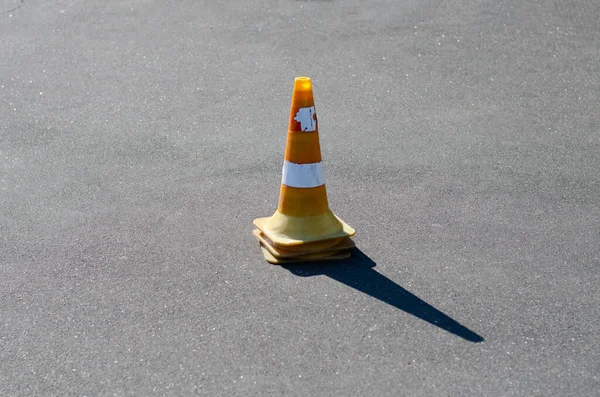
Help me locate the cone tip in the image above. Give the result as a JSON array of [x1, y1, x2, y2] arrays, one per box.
[[292, 77, 314, 107], [294, 76, 313, 92]]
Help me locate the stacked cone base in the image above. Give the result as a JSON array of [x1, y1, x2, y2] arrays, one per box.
[[253, 210, 355, 246], [253, 229, 354, 264], [260, 245, 351, 264]]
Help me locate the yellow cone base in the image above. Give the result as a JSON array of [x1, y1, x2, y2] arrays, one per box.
[[252, 229, 355, 258], [259, 244, 351, 265], [253, 229, 353, 264], [253, 210, 356, 247]]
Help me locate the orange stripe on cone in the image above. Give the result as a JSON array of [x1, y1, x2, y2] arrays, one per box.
[[278, 185, 329, 217], [284, 129, 322, 164]]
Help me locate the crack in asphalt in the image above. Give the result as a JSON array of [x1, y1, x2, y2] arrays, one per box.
[[5, 0, 24, 14]]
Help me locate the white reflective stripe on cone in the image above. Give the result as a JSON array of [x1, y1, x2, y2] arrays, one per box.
[[281, 160, 325, 188], [293, 106, 317, 132]]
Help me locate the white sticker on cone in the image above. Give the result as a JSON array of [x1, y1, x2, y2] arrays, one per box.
[[293, 106, 317, 132], [281, 160, 325, 188]]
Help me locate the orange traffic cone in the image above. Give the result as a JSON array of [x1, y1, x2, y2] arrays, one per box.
[[253, 77, 356, 264]]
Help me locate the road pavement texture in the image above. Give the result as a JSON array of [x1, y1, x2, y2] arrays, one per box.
[[1, 0, 599, 395]]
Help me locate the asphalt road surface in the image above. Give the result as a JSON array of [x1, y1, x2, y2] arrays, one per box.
[[1, 0, 599, 396]]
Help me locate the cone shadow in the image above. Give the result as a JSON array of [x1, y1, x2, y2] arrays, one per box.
[[282, 248, 484, 343]]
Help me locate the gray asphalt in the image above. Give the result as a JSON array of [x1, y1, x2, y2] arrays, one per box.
[[1, 0, 599, 396]]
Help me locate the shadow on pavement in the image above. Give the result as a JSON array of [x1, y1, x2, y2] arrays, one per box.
[[282, 248, 484, 343]]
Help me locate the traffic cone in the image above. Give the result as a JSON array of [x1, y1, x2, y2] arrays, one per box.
[[253, 76, 356, 263]]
